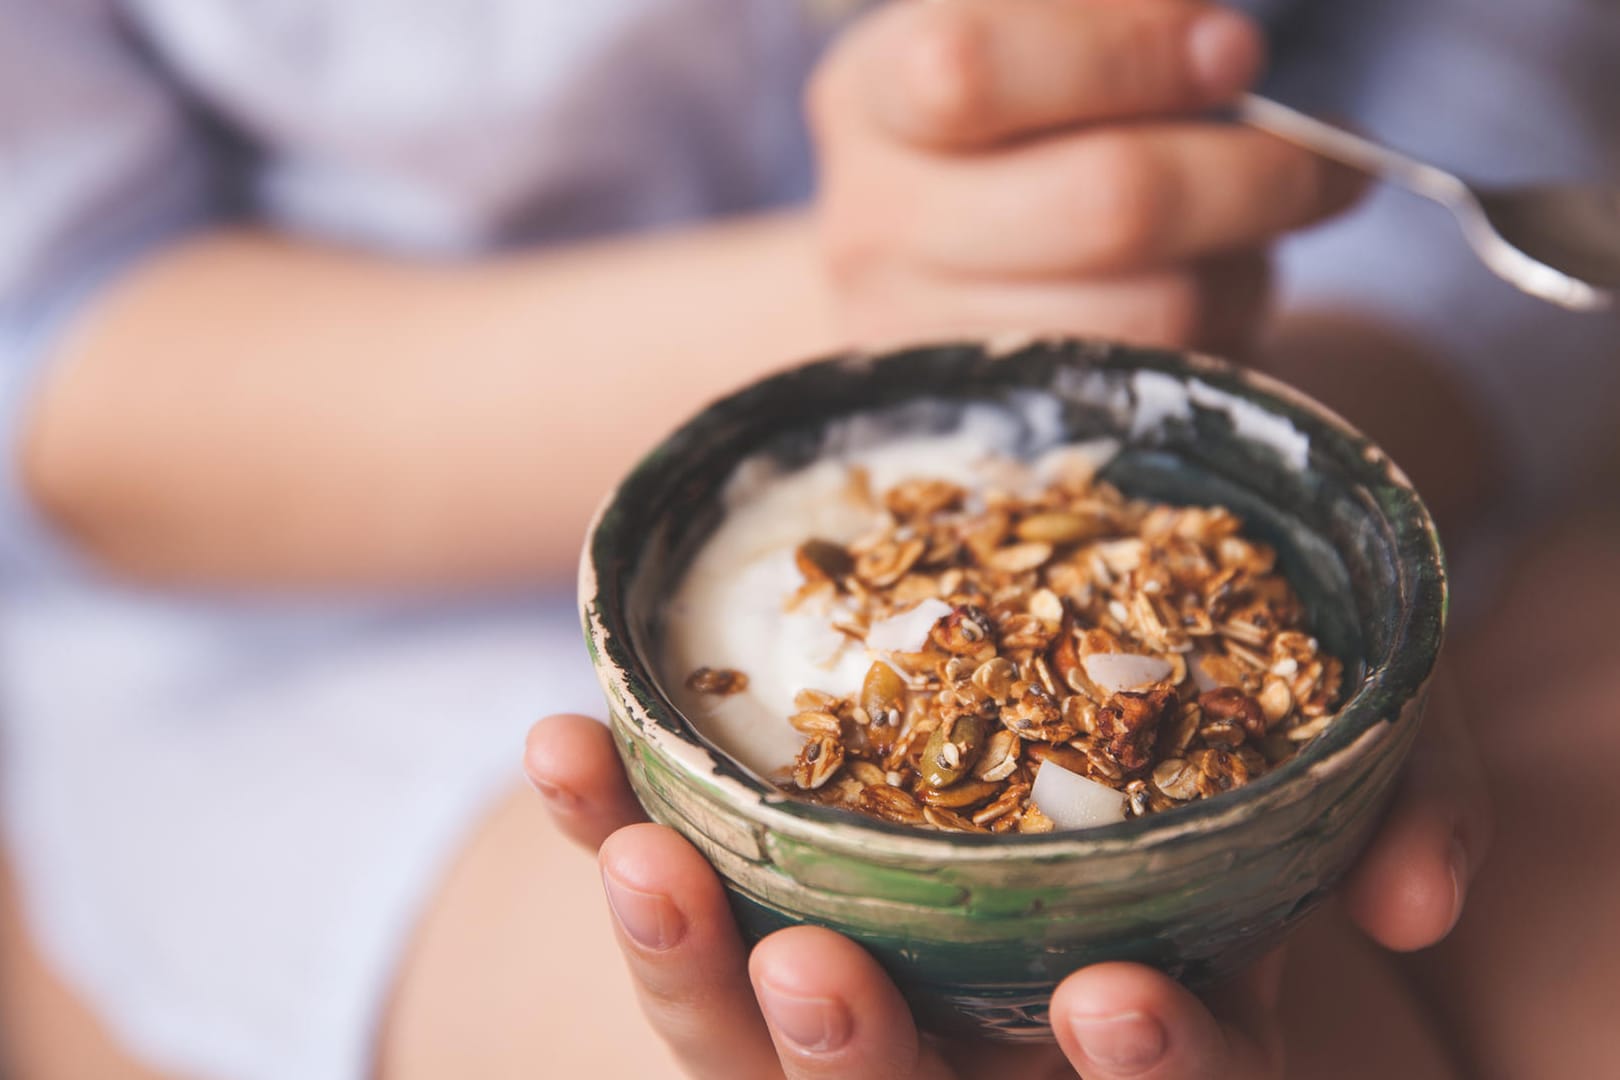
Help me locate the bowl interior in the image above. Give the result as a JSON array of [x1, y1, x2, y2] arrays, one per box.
[[586, 339, 1446, 845]]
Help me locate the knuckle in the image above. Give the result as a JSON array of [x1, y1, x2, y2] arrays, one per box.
[[1263, 142, 1349, 229], [817, 187, 896, 296], [1071, 136, 1173, 267], [1110, 9, 1202, 111], [1279, 154, 1328, 223], [897, 5, 996, 138], [815, 163, 913, 298], [819, 224, 883, 297]]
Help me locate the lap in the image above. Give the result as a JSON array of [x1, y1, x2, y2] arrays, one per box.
[[0, 787, 680, 1080], [0, 858, 172, 1080], [377, 786, 680, 1080], [4, 510, 1616, 1079]]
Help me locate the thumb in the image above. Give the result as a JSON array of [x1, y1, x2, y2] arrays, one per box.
[[1051, 952, 1286, 1079]]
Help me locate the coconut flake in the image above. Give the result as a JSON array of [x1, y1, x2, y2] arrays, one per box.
[[1082, 652, 1173, 695], [1030, 759, 1128, 829], [865, 598, 953, 654], [1189, 655, 1222, 694]]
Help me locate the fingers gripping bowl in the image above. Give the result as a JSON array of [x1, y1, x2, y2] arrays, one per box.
[[580, 339, 1446, 1040]]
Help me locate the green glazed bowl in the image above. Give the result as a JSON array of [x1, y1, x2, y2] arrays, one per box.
[[579, 338, 1446, 1041]]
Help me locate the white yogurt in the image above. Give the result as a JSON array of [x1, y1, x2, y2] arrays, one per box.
[[664, 432, 997, 776], [661, 403, 1119, 783]]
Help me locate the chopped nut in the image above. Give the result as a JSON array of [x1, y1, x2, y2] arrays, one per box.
[[1049, 628, 1087, 694], [931, 604, 996, 653], [921, 778, 1002, 809], [847, 760, 887, 786], [999, 613, 1056, 653], [792, 734, 845, 790], [795, 539, 853, 585], [686, 667, 749, 695], [858, 783, 925, 824], [1017, 805, 1056, 833], [988, 541, 1055, 574], [1286, 714, 1333, 742], [1094, 538, 1145, 576], [1153, 758, 1200, 801], [1199, 687, 1268, 740], [751, 456, 1343, 832], [1258, 676, 1294, 725], [923, 805, 986, 833], [1016, 511, 1103, 545], [1188, 747, 1250, 795], [789, 710, 843, 737], [1095, 688, 1173, 773], [794, 688, 841, 712], [1199, 718, 1246, 749], [855, 537, 927, 588], [1001, 682, 1071, 741], [1028, 587, 1066, 626], [973, 729, 1021, 782], [1023, 741, 1092, 777], [884, 478, 965, 520], [1061, 694, 1099, 736], [971, 782, 1028, 825], [971, 657, 1017, 702]]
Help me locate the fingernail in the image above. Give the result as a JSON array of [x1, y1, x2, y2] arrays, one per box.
[[1187, 8, 1264, 99], [527, 772, 580, 809], [1070, 1011, 1168, 1073], [757, 980, 851, 1054], [601, 868, 684, 951]]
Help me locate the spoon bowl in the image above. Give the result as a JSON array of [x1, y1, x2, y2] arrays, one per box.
[[1238, 93, 1619, 312], [1474, 185, 1620, 308]]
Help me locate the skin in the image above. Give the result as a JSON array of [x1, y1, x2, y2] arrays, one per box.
[[17, 0, 1358, 588], [20, 214, 842, 586], [3, 0, 1586, 1075], [518, 668, 1487, 1080]]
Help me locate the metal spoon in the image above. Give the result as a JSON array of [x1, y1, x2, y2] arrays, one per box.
[[1237, 92, 1620, 313]]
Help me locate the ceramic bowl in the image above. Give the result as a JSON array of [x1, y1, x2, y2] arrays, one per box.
[[579, 338, 1445, 1040]]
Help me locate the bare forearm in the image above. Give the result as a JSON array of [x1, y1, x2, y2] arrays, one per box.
[[21, 213, 838, 587]]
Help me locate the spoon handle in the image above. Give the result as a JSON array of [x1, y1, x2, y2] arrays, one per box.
[[1235, 93, 1470, 207]]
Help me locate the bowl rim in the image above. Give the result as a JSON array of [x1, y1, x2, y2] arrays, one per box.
[[580, 337, 1447, 860]]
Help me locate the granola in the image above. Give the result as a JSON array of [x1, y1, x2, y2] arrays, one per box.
[[687, 454, 1344, 833]]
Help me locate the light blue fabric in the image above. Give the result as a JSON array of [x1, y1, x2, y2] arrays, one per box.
[[0, 2, 841, 1078], [0, 0, 226, 576], [0, 1, 1614, 1079]]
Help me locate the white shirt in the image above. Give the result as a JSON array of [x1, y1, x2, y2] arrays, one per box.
[[0, 2, 1615, 1078], [0, 3, 838, 1078]]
